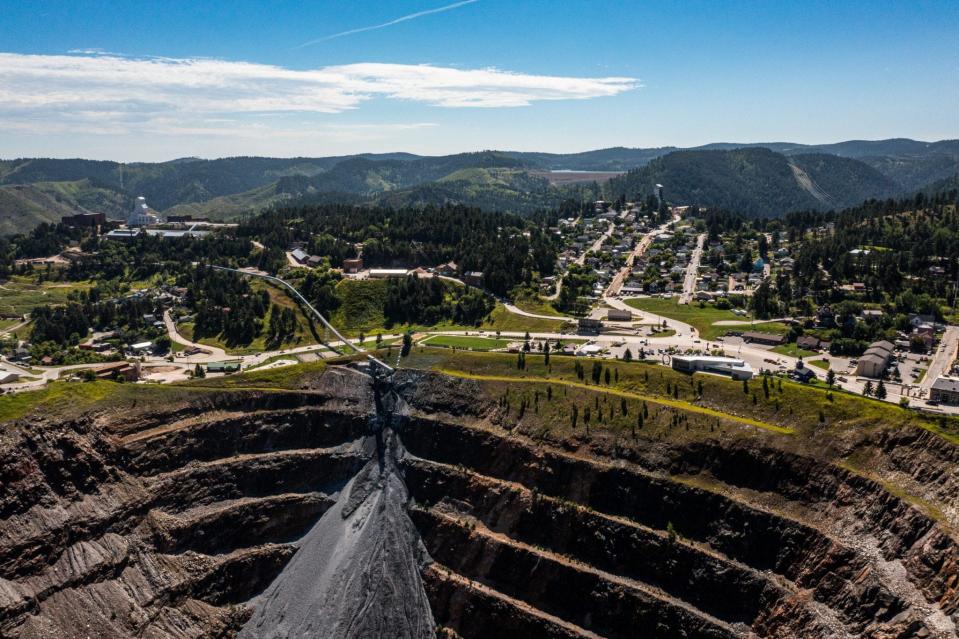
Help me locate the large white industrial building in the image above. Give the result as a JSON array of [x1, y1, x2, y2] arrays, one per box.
[[128, 196, 161, 227], [671, 355, 754, 380]]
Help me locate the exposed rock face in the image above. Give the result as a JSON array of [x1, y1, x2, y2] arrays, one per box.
[[0, 366, 958, 639]]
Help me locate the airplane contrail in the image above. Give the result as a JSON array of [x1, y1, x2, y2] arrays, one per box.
[[295, 0, 480, 48]]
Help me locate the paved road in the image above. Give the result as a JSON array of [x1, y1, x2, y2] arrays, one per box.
[[576, 219, 615, 267], [502, 303, 572, 322], [547, 219, 616, 301], [920, 325, 959, 392], [606, 216, 678, 297], [164, 310, 229, 361], [6, 318, 959, 415], [678, 233, 705, 304], [0, 318, 29, 338]]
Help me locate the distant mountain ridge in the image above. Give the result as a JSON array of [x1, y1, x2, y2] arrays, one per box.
[[607, 148, 904, 216], [1, 138, 956, 232]]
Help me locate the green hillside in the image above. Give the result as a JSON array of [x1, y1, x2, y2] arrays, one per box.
[[0, 180, 130, 235], [161, 182, 295, 221], [377, 167, 572, 214], [789, 153, 900, 206], [607, 147, 903, 216]]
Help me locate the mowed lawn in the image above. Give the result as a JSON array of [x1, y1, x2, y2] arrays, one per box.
[[421, 335, 513, 350], [625, 296, 794, 341], [625, 296, 749, 340], [771, 343, 819, 358]]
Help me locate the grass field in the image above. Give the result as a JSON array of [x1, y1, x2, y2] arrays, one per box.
[[0, 360, 332, 425], [0, 277, 94, 315], [647, 328, 677, 339], [740, 322, 792, 336], [181, 360, 328, 390], [625, 297, 748, 339], [481, 304, 569, 334], [0, 379, 208, 425], [330, 279, 389, 334], [511, 293, 568, 318], [772, 343, 819, 358], [390, 348, 959, 443], [625, 296, 793, 341], [421, 335, 513, 350], [808, 359, 830, 370]]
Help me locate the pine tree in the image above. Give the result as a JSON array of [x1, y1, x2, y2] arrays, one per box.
[[863, 380, 874, 397], [591, 361, 602, 384], [875, 379, 887, 400]]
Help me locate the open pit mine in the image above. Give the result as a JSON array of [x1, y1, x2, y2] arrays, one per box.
[[1, 360, 958, 639]]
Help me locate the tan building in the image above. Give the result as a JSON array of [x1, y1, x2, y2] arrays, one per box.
[[96, 361, 140, 382], [855, 341, 894, 379]]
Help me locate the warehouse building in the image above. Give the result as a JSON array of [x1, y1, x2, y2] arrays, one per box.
[[671, 355, 754, 380], [930, 377, 959, 404]]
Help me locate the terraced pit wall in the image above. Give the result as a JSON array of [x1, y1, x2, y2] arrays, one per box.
[[1, 367, 957, 638]]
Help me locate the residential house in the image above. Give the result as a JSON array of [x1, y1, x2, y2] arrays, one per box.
[[435, 261, 457, 277], [796, 335, 822, 351], [464, 271, 484, 288]]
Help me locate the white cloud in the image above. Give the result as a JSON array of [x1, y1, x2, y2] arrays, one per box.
[[0, 52, 638, 137]]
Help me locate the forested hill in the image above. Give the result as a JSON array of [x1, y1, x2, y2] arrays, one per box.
[[2, 138, 957, 233], [606, 147, 900, 217]]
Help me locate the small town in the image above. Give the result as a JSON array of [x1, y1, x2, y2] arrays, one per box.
[[2, 4, 959, 637], [2, 192, 957, 417]]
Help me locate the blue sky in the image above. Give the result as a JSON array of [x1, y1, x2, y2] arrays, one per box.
[[0, 0, 956, 161]]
